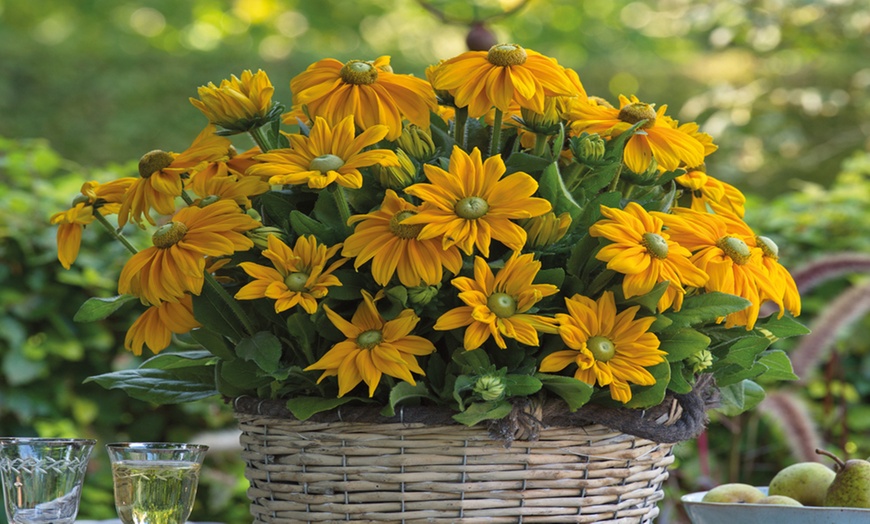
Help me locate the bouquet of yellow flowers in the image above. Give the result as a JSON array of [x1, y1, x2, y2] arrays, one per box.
[[56, 43, 806, 428]]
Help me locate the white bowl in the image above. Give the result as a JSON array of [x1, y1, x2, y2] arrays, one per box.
[[681, 486, 870, 524]]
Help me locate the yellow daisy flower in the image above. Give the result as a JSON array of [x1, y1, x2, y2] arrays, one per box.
[[566, 95, 707, 174], [655, 207, 777, 329], [118, 200, 260, 305], [540, 291, 666, 404], [187, 144, 264, 199], [589, 203, 709, 312], [304, 290, 436, 397], [118, 125, 231, 227], [190, 69, 276, 132], [402, 146, 552, 257], [248, 116, 399, 190], [434, 252, 558, 350], [342, 190, 463, 287], [675, 167, 746, 218], [235, 234, 346, 314], [289, 56, 437, 141], [124, 295, 201, 356], [51, 178, 135, 269], [196, 174, 271, 210], [431, 43, 579, 118]]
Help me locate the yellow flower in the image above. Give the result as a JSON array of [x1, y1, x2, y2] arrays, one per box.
[[655, 207, 777, 329], [521, 212, 572, 250], [124, 295, 201, 356], [289, 56, 437, 141], [540, 291, 666, 404], [589, 203, 709, 312], [189, 69, 276, 132], [402, 146, 552, 257], [342, 190, 463, 287], [235, 234, 346, 314], [753, 235, 801, 318], [675, 168, 746, 218], [431, 43, 579, 118], [304, 290, 436, 397], [118, 125, 231, 227], [248, 116, 399, 190], [196, 173, 271, 209], [118, 200, 260, 305], [566, 95, 707, 174], [51, 178, 135, 269], [434, 252, 558, 350]]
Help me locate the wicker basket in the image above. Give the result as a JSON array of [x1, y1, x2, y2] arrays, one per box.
[[234, 399, 677, 523]]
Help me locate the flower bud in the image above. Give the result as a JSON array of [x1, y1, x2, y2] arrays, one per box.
[[395, 125, 436, 162], [520, 97, 562, 136], [521, 212, 572, 249], [688, 349, 713, 373], [572, 133, 606, 164], [248, 227, 285, 250], [473, 375, 506, 401], [373, 148, 417, 190], [408, 283, 440, 306]]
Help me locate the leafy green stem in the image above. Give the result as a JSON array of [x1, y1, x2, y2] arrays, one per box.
[[94, 212, 138, 255], [533, 132, 549, 157], [489, 108, 504, 158], [454, 106, 468, 149], [330, 184, 353, 228], [250, 123, 279, 153]]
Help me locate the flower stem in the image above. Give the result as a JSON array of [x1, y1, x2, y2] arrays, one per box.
[[608, 164, 624, 193], [330, 184, 353, 229], [203, 271, 256, 336], [489, 108, 504, 158], [93, 212, 138, 255], [454, 107, 468, 149], [250, 123, 278, 153], [533, 133, 549, 157]]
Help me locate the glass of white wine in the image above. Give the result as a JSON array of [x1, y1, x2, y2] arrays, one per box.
[[106, 442, 208, 524]]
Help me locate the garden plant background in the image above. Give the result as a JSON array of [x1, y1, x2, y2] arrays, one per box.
[[1, 0, 869, 522]]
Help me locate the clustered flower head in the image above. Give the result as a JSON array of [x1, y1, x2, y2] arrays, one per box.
[[56, 43, 803, 415]]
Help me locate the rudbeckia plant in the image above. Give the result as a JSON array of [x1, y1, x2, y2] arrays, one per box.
[[58, 45, 807, 426]]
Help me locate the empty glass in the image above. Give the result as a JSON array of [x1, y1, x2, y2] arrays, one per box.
[[106, 442, 208, 524], [0, 437, 96, 524]]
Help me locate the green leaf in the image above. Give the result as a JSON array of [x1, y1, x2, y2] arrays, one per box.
[[658, 329, 711, 362], [289, 209, 332, 241], [192, 283, 247, 342], [538, 161, 583, 220], [190, 328, 235, 360], [623, 281, 669, 314], [452, 349, 491, 373], [758, 315, 811, 339], [576, 191, 621, 233], [452, 374, 477, 408], [218, 358, 272, 393], [504, 151, 553, 173], [236, 331, 283, 374], [534, 268, 565, 288], [714, 362, 767, 387], [140, 350, 214, 370], [452, 400, 513, 426], [286, 311, 316, 360], [381, 381, 434, 417], [314, 189, 349, 239], [536, 373, 593, 410], [719, 336, 771, 368], [503, 374, 543, 397], [285, 396, 364, 421], [716, 379, 765, 416], [624, 361, 670, 408], [73, 295, 138, 322], [663, 292, 752, 328], [668, 362, 693, 394], [85, 368, 217, 404], [258, 191, 296, 230], [756, 349, 799, 382]]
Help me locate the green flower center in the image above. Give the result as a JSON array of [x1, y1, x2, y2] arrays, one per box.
[[617, 102, 657, 129], [641, 232, 669, 259], [357, 329, 383, 350], [339, 60, 378, 85], [454, 196, 489, 219], [487, 43, 527, 67], [284, 272, 309, 292], [717, 236, 752, 265], [152, 221, 188, 249], [487, 292, 517, 318], [309, 154, 345, 173], [138, 150, 174, 178], [587, 336, 616, 362], [756, 235, 779, 260], [390, 210, 424, 239]]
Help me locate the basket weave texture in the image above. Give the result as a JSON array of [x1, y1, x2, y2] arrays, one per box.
[[235, 402, 676, 524]]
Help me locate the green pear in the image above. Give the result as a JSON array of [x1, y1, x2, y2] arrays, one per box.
[[701, 483, 765, 503], [755, 495, 803, 506], [768, 461, 836, 506], [817, 448, 870, 508]]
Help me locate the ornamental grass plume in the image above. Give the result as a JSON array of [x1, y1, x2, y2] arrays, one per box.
[[59, 43, 807, 424]]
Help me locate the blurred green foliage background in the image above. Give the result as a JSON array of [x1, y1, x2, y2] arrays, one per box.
[[1, 0, 869, 522]]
